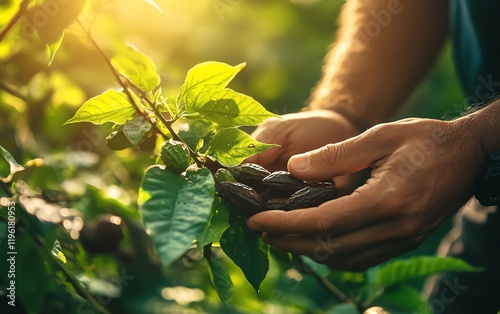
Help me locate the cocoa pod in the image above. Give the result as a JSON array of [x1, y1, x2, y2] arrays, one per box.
[[265, 198, 289, 210], [214, 168, 237, 186], [160, 139, 191, 174], [106, 131, 133, 151], [227, 163, 270, 190], [262, 171, 306, 195], [286, 184, 337, 210], [219, 181, 263, 217]]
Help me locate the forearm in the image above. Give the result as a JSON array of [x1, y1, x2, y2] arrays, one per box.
[[453, 100, 500, 158], [308, 0, 449, 130]]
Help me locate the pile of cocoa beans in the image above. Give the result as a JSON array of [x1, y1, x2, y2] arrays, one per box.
[[215, 163, 337, 217]]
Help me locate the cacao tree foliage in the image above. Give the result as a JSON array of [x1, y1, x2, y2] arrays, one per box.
[[0, 0, 477, 313]]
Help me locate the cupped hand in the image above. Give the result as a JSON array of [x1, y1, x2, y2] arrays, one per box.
[[247, 118, 485, 271], [246, 109, 361, 171]]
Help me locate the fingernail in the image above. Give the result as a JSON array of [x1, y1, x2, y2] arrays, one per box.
[[246, 219, 263, 232], [290, 154, 310, 171]]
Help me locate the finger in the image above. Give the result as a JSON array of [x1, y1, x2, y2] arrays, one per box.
[[245, 118, 288, 167], [260, 218, 409, 261], [247, 177, 393, 237], [287, 125, 397, 181]]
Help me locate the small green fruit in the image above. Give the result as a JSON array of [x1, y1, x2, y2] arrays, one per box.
[[160, 139, 191, 174]]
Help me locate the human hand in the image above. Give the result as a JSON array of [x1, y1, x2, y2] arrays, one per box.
[[246, 109, 361, 171], [247, 118, 485, 271], [246, 109, 362, 194]]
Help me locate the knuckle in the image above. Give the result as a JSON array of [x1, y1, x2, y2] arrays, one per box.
[[318, 144, 339, 167]]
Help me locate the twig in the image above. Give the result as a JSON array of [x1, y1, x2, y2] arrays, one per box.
[[293, 255, 366, 313], [0, 0, 30, 42], [142, 94, 204, 167], [0, 80, 27, 102], [76, 20, 163, 137]]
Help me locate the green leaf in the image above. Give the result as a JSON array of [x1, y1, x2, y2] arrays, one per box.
[[111, 46, 160, 91], [51, 240, 67, 264], [208, 128, 277, 167], [139, 166, 215, 267], [220, 217, 269, 293], [375, 256, 483, 288], [187, 85, 279, 127], [177, 61, 246, 110], [0, 145, 24, 179], [123, 114, 153, 145], [179, 117, 218, 153], [197, 197, 230, 249], [369, 285, 431, 314], [47, 32, 64, 66], [65, 89, 135, 125], [207, 251, 234, 303]]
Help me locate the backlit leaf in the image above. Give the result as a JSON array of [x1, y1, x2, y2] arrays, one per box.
[[65, 89, 135, 125], [111, 46, 160, 91], [208, 128, 277, 167]]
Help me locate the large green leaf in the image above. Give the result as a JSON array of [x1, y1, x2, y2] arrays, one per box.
[[65, 89, 135, 125], [370, 285, 431, 314], [208, 128, 277, 167], [187, 85, 279, 127], [220, 217, 269, 293], [0, 145, 24, 179], [139, 166, 215, 267], [207, 251, 234, 303], [111, 46, 160, 91], [197, 197, 230, 249], [375, 256, 482, 288], [177, 61, 245, 110]]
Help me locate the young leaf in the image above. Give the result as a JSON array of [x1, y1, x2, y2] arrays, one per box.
[[187, 85, 279, 127], [220, 217, 269, 293], [208, 128, 277, 167], [177, 62, 246, 109], [65, 89, 135, 125], [139, 166, 215, 267], [47, 32, 64, 66], [375, 256, 483, 288], [111, 46, 160, 91], [369, 285, 432, 314], [197, 197, 230, 249], [0, 145, 24, 179], [207, 251, 234, 303], [123, 114, 153, 145]]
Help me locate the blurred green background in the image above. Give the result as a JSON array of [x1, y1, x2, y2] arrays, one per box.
[[0, 0, 466, 312]]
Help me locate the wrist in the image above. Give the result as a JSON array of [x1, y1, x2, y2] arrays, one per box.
[[452, 100, 500, 157]]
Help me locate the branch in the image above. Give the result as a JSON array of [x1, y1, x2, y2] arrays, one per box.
[[142, 94, 204, 168], [0, 0, 30, 42], [76, 20, 165, 137], [293, 255, 366, 313], [0, 80, 27, 102]]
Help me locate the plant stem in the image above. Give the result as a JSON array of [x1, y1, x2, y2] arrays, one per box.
[[0, 80, 27, 102], [293, 255, 366, 313], [142, 94, 204, 167], [76, 20, 162, 136], [0, 0, 30, 42]]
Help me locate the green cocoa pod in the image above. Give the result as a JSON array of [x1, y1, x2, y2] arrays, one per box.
[[214, 168, 237, 186], [219, 181, 263, 217], [106, 131, 133, 151], [262, 171, 306, 195], [286, 184, 337, 210], [227, 163, 270, 190], [160, 139, 191, 174], [265, 198, 289, 210]]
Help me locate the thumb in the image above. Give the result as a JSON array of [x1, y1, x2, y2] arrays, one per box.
[[287, 130, 392, 181]]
